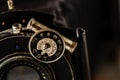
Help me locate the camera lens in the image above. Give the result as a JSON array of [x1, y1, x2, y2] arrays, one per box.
[[7, 66, 40, 80], [0, 53, 55, 80]]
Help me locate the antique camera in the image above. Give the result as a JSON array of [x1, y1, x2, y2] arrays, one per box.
[[0, 0, 91, 80]]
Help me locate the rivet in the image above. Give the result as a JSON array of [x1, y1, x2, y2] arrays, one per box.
[[2, 22, 5, 26], [22, 19, 26, 23]]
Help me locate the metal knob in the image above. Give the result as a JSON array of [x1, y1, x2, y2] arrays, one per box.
[[12, 23, 22, 34]]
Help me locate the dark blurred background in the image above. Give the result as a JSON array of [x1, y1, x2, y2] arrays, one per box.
[[0, 0, 120, 80]]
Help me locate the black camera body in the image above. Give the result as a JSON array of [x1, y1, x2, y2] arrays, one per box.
[[0, 11, 91, 80]]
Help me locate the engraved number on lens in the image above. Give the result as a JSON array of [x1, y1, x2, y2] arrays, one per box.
[[29, 30, 65, 63]]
